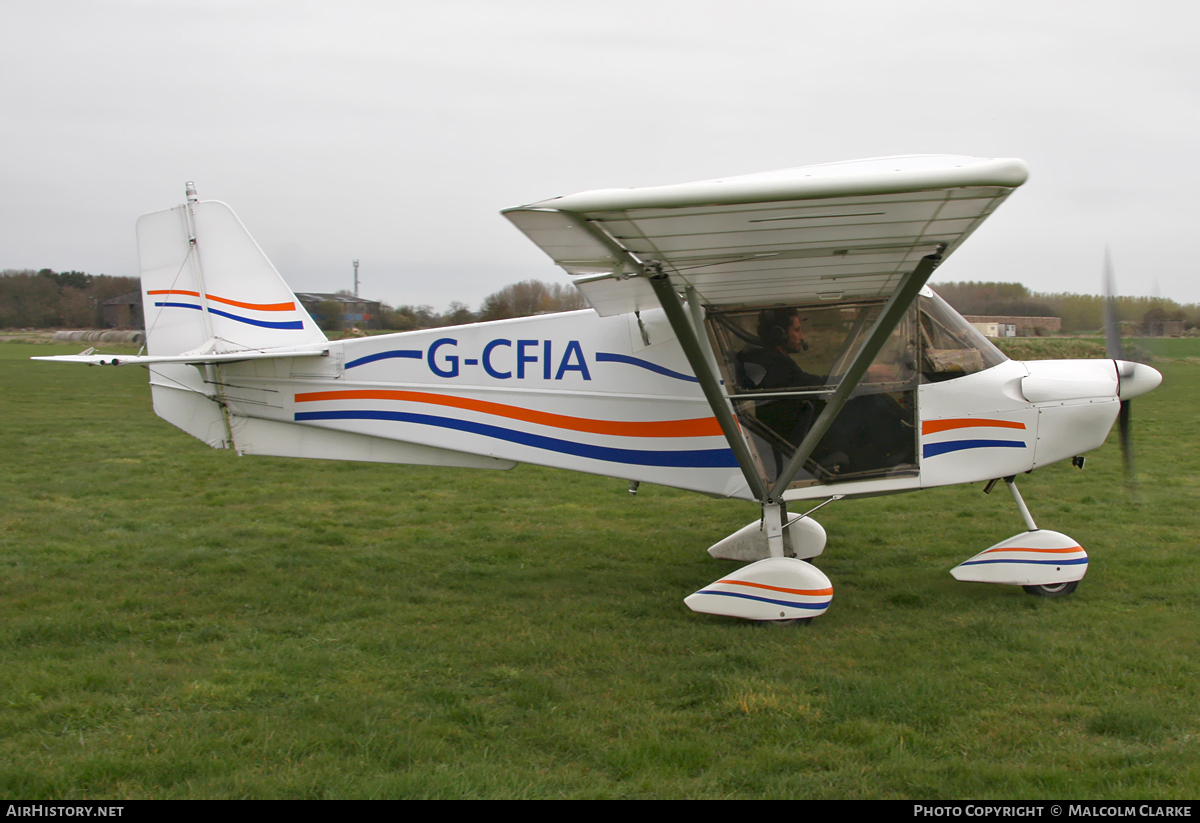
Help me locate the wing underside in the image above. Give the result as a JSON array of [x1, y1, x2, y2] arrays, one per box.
[[503, 156, 1028, 315]]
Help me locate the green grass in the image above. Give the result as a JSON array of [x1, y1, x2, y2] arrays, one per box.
[[993, 337, 1109, 360], [2, 344, 1198, 798], [991, 337, 1176, 362], [1130, 337, 1200, 360], [991, 335, 1200, 363]]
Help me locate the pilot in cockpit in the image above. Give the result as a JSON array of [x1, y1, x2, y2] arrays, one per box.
[[734, 306, 914, 478], [738, 309, 823, 390], [736, 308, 825, 445]]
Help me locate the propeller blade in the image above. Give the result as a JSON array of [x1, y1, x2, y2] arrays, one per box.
[[1103, 247, 1124, 361], [1103, 249, 1137, 493], [1118, 399, 1135, 485]]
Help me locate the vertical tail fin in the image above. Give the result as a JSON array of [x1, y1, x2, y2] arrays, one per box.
[[136, 188, 327, 449], [137, 194, 326, 356]]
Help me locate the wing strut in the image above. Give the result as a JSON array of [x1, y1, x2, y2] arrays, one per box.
[[768, 249, 942, 498], [647, 269, 769, 501], [650, 248, 942, 507]]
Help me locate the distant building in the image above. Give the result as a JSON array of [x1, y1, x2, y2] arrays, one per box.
[[1144, 319, 1184, 337], [295, 293, 383, 330], [963, 314, 1061, 336], [102, 291, 143, 329], [970, 321, 1017, 338]]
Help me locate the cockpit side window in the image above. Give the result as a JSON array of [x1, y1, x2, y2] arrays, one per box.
[[918, 292, 1008, 383], [705, 301, 919, 489]]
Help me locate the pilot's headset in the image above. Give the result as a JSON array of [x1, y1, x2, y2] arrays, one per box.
[[758, 309, 809, 352]]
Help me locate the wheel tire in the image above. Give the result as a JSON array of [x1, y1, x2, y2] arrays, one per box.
[[1022, 581, 1079, 598], [768, 617, 813, 626]]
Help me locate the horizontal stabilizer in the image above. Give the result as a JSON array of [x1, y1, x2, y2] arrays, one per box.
[[32, 346, 329, 367]]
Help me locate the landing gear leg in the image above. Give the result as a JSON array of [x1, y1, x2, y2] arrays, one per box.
[[763, 501, 786, 558], [1003, 476, 1038, 532], [1003, 479, 1082, 597]]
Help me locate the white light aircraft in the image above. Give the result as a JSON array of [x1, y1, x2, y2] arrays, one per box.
[[35, 156, 1162, 623]]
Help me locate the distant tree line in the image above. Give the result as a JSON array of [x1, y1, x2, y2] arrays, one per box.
[[0, 269, 139, 328], [5, 268, 1194, 334], [374, 280, 587, 331], [0, 271, 588, 331], [932, 281, 1198, 333]]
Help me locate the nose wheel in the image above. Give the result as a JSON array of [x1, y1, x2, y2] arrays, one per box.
[[1023, 581, 1079, 598], [951, 479, 1087, 596]]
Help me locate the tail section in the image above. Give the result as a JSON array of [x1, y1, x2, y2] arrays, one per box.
[[136, 187, 326, 448], [137, 190, 326, 356]]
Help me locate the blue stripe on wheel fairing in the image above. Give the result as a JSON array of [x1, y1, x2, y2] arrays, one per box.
[[694, 590, 832, 610], [293, 409, 738, 468], [960, 557, 1089, 568]]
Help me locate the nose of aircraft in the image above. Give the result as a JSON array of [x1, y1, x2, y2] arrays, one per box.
[[1115, 360, 1162, 400]]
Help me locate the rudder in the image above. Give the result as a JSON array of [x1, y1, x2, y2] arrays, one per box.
[[137, 191, 326, 356], [135, 187, 326, 449]]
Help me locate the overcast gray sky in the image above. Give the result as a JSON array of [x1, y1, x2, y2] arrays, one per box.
[[3, 0, 1197, 310]]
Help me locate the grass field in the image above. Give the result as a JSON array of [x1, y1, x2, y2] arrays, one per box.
[[1130, 337, 1200, 360], [991, 336, 1200, 362], [2, 342, 1197, 799]]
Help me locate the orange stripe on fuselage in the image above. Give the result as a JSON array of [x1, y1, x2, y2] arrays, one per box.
[[717, 579, 834, 597], [922, 418, 1027, 435], [146, 290, 294, 311], [293, 389, 724, 438]]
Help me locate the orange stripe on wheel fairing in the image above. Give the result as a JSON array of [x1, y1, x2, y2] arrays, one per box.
[[982, 546, 1083, 554], [293, 389, 724, 438], [717, 579, 833, 597]]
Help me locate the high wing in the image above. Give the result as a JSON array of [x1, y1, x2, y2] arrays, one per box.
[[503, 155, 1028, 316], [505, 155, 1029, 509]]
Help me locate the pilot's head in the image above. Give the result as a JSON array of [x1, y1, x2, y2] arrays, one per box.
[[758, 308, 806, 353]]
